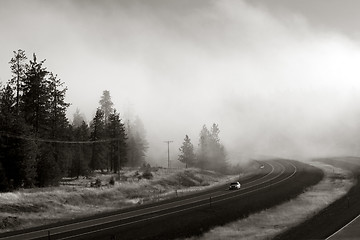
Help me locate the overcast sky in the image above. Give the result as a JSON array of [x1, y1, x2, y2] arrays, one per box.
[[2, 0, 360, 165]]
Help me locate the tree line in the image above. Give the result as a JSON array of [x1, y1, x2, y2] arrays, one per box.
[[0, 50, 148, 191], [178, 123, 228, 173]]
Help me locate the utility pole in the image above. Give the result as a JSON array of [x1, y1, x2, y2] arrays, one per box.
[[164, 141, 173, 168]]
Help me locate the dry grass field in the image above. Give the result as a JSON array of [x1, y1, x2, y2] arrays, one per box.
[[0, 165, 253, 232]]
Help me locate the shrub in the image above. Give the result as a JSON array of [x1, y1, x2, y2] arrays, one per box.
[[91, 178, 102, 188], [142, 169, 153, 180], [109, 176, 115, 186], [134, 171, 141, 180], [140, 163, 151, 171]]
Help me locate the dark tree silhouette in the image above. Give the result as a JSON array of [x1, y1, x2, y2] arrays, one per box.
[[99, 90, 113, 124], [90, 108, 107, 171], [178, 135, 196, 168], [22, 53, 50, 136], [196, 124, 228, 173], [0, 50, 143, 190], [197, 125, 211, 169], [0, 83, 37, 189], [9, 49, 27, 115], [126, 116, 148, 167], [106, 110, 127, 173]]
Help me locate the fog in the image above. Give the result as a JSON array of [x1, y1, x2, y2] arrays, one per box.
[[2, 0, 360, 166]]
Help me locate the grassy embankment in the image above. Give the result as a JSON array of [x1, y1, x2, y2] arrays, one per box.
[[182, 160, 354, 240], [0, 162, 259, 232]]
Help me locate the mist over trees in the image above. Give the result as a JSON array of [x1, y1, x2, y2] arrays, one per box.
[[178, 124, 228, 173], [0, 49, 229, 193], [125, 116, 148, 167], [88, 91, 128, 173], [0, 50, 148, 192], [99, 90, 113, 124], [178, 135, 196, 168]]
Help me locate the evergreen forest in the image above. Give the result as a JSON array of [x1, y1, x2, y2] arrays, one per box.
[[0, 50, 148, 191]]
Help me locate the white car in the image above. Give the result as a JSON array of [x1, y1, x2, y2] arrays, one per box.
[[229, 181, 241, 190]]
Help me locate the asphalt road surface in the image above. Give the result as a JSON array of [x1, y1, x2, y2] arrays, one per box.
[[326, 214, 360, 240], [0, 159, 322, 240]]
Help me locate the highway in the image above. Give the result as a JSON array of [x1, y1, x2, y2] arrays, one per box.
[[0, 159, 320, 240], [274, 157, 360, 240]]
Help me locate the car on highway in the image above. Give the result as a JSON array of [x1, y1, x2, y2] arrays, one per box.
[[229, 181, 241, 190]]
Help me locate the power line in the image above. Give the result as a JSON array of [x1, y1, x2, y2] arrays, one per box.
[[0, 131, 123, 144], [164, 140, 173, 168]]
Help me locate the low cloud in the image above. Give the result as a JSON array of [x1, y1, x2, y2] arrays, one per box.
[[2, 0, 360, 165]]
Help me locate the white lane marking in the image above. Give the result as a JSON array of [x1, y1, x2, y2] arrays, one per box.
[[326, 214, 360, 240], [0, 161, 275, 240], [60, 160, 297, 240]]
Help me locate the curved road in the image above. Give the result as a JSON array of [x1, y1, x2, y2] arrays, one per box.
[[0, 159, 320, 240], [274, 157, 360, 240]]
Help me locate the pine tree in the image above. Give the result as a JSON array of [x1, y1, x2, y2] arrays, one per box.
[[48, 72, 70, 139], [99, 90, 113, 124], [72, 108, 85, 128], [0, 83, 37, 188], [37, 144, 61, 187], [71, 121, 90, 178], [47, 72, 71, 176], [0, 84, 18, 189], [0, 84, 16, 130], [210, 123, 220, 143], [208, 123, 228, 173], [21, 54, 71, 186], [178, 135, 196, 168], [126, 116, 148, 167], [0, 50, 75, 189], [197, 125, 210, 169], [0, 162, 8, 192], [196, 124, 228, 173], [21, 53, 50, 137], [8, 49, 27, 115], [19, 138, 37, 187], [0, 86, 8, 191], [106, 110, 126, 173], [90, 108, 107, 171]]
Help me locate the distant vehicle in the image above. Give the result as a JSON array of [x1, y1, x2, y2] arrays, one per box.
[[229, 181, 241, 190], [260, 165, 264, 169]]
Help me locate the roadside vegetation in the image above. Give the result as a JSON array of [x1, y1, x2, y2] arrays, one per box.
[[181, 161, 354, 240], [0, 163, 254, 232]]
